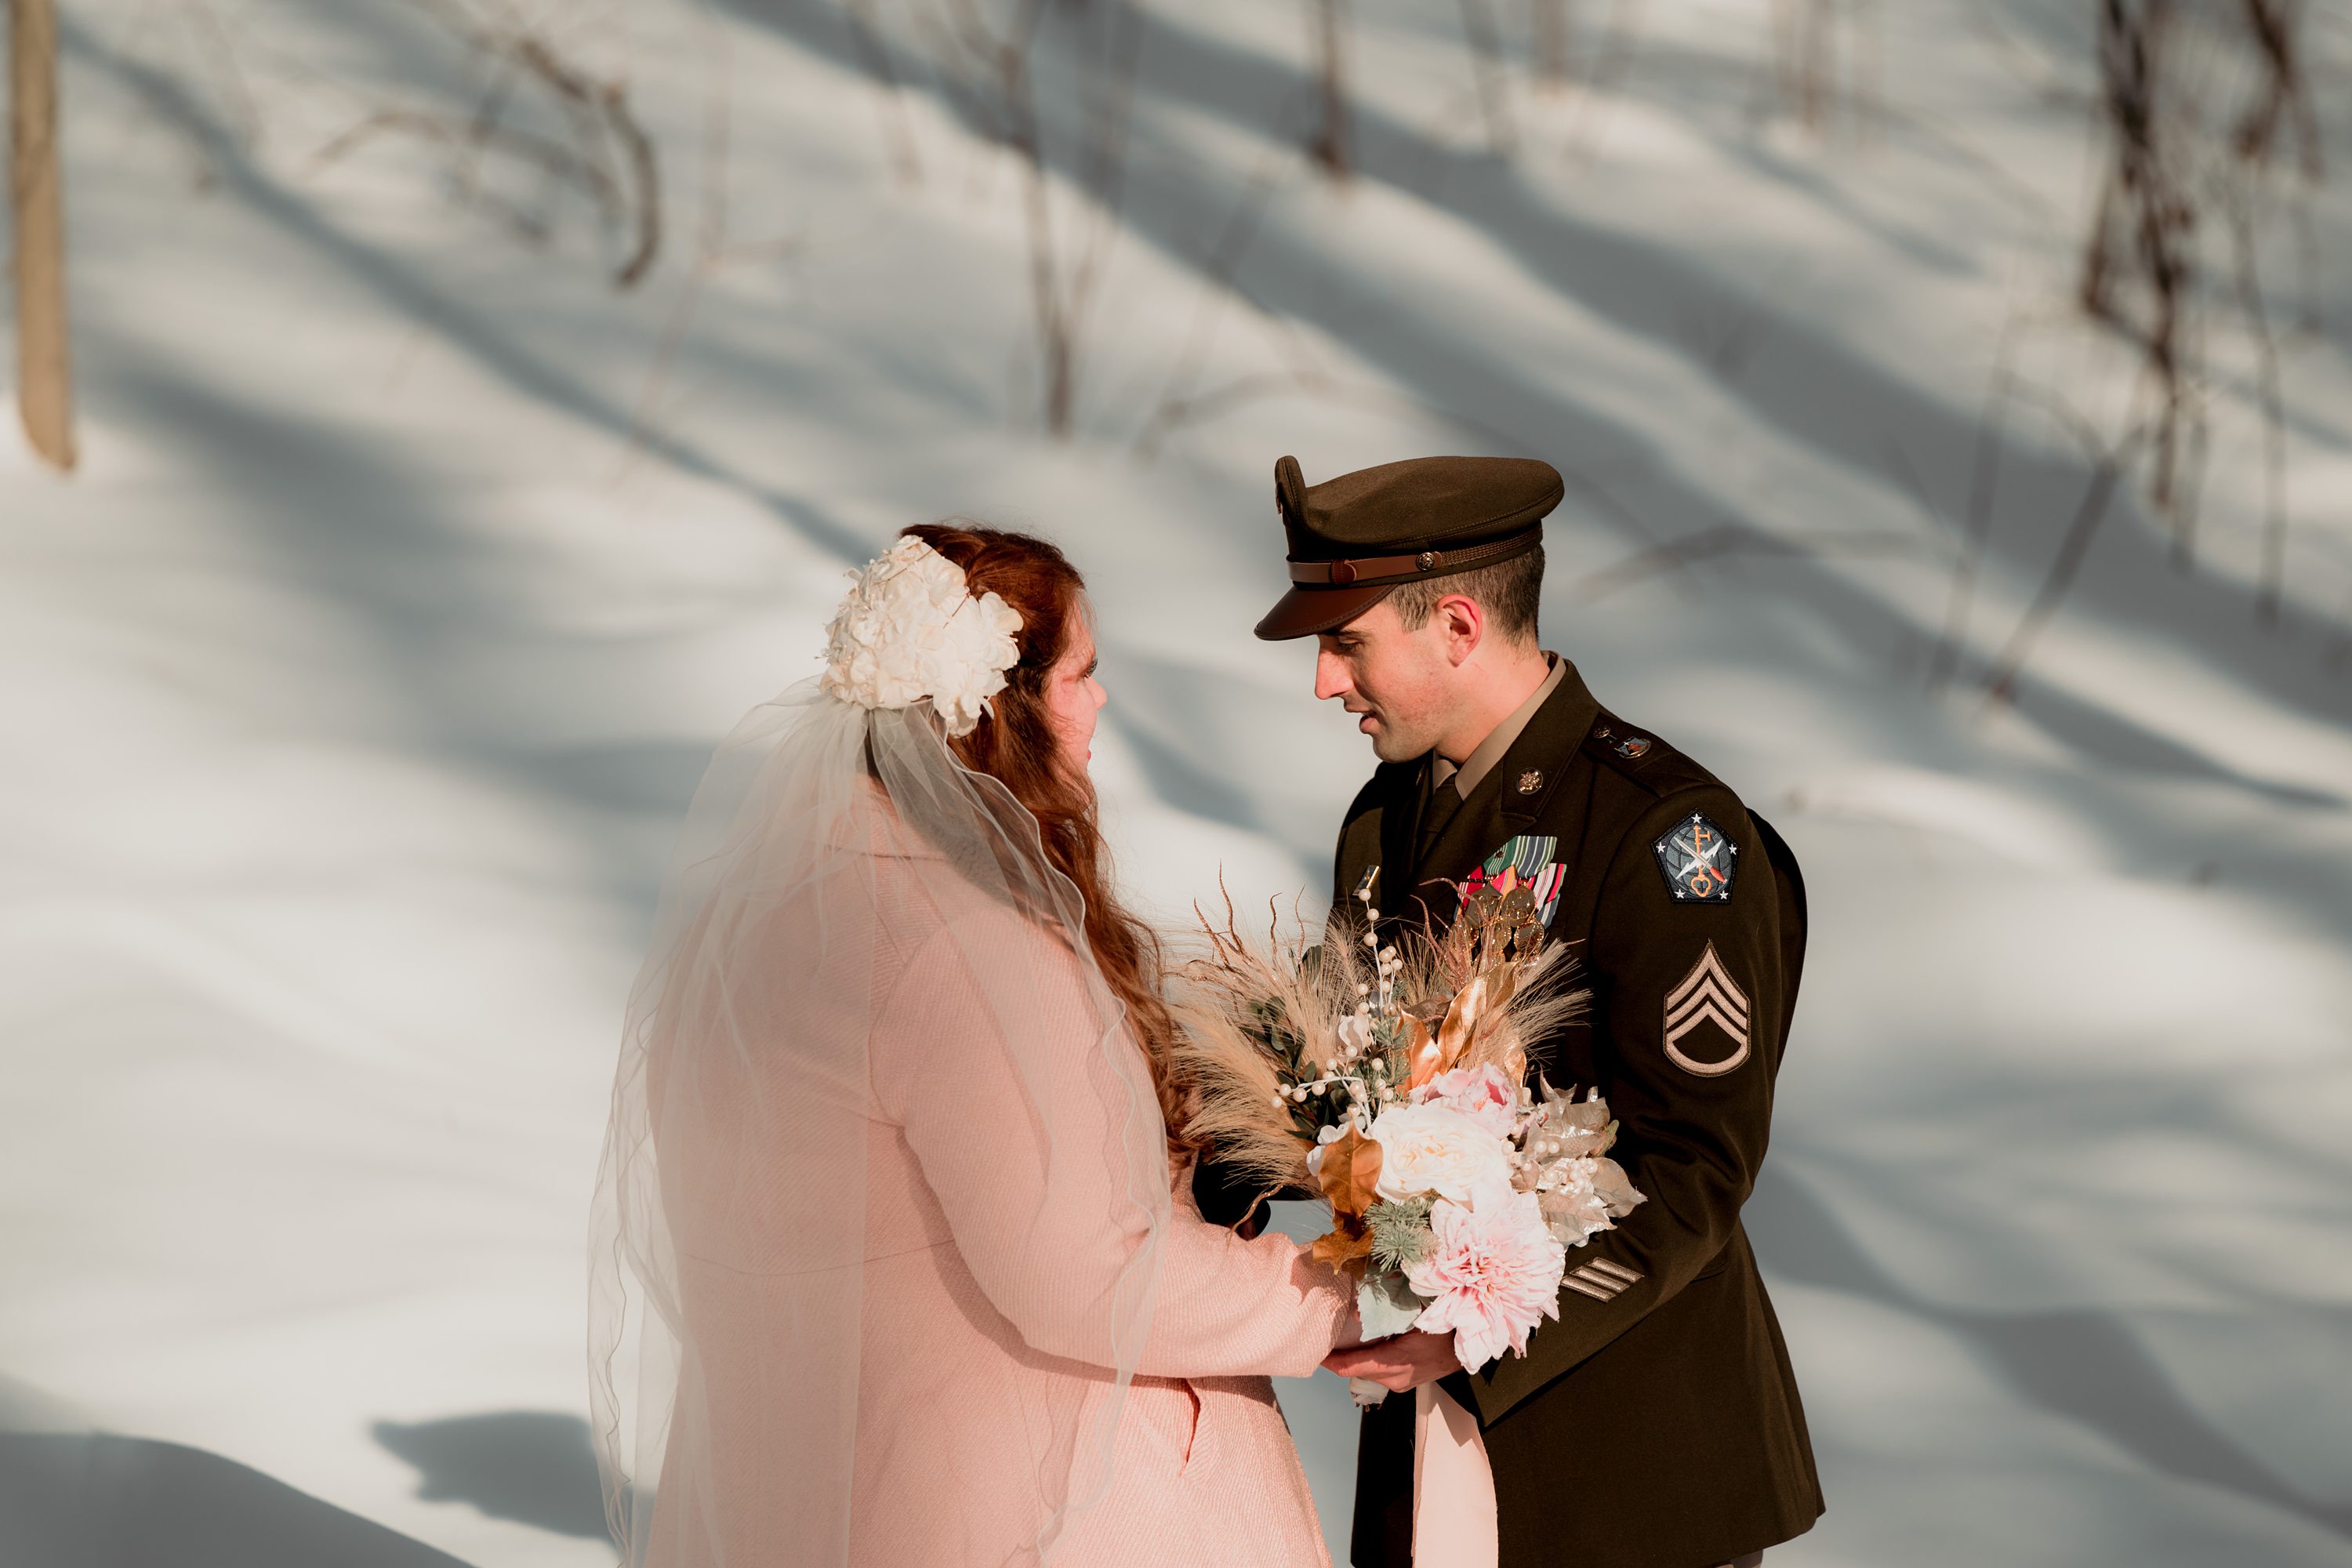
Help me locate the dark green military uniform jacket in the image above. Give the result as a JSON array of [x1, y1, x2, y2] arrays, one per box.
[[1338, 659, 1822, 1568]]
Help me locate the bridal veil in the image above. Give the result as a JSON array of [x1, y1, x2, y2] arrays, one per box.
[[586, 675, 1172, 1566]]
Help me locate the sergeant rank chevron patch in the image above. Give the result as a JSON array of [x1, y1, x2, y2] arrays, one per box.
[[1663, 942, 1752, 1077]]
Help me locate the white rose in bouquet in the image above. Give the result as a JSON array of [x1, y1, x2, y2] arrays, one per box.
[[1368, 1102, 1515, 1207]]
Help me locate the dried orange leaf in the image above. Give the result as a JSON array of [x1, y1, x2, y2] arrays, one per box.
[[1483, 958, 1520, 1014], [1403, 1014, 1444, 1091], [1308, 1218, 1376, 1276], [1316, 1127, 1385, 1217], [1435, 972, 1489, 1073]]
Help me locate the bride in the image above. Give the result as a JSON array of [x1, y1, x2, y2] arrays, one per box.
[[589, 524, 1359, 1566]]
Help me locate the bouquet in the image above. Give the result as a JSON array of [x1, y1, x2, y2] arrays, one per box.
[[1176, 872, 1644, 1399]]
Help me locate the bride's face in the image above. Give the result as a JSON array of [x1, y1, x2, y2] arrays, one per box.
[[1045, 606, 1107, 776]]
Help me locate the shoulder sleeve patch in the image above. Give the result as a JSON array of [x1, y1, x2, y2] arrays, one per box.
[[1652, 812, 1739, 902]]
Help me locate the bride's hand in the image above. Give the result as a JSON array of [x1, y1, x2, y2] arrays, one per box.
[[1321, 1329, 1461, 1392]]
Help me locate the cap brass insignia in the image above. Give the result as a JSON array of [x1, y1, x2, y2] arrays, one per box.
[[1516, 769, 1544, 796]]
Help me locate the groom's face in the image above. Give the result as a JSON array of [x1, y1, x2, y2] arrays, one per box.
[[1313, 599, 1459, 764]]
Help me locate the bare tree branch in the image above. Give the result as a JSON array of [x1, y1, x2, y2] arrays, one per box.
[[1457, 0, 1517, 157], [1926, 319, 2020, 688], [1980, 420, 2151, 710], [1528, 0, 1573, 91], [1305, 0, 1350, 178], [2076, 0, 2322, 597], [325, 0, 664, 290], [930, 0, 1140, 435], [848, 0, 926, 184], [2223, 190, 2292, 626]]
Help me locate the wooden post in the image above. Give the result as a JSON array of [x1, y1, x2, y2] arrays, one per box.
[[12, 0, 77, 472]]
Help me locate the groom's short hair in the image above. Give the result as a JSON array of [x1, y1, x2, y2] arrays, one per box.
[[1387, 544, 1544, 646]]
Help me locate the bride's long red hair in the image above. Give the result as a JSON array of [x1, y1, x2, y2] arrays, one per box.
[[903, 522, 1189, 1150]]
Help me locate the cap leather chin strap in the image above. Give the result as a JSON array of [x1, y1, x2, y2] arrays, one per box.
[[1286, 527, 1540, 587]]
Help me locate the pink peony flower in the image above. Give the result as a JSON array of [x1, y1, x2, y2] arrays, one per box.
[[1412, 1062, 1522, 1139], [1403, 1190, 1566, 1371]]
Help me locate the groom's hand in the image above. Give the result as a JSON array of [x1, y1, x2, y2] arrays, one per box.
[[1322, 1330, 1461, 1392]]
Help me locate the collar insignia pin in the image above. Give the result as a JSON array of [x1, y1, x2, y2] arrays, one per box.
[[1516, 769, 1544, 795]]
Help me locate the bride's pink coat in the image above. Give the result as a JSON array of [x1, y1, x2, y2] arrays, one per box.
[[651, 808, 1348, 1566]]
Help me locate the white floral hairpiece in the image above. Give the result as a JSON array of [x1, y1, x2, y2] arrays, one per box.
[[821, 536, 1025, 737]]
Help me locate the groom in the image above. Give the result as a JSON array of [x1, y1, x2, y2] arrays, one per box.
[[1219, 455, 1823, 1568]]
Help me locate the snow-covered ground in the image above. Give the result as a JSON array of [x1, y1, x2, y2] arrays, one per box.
[[4, 2, 2350, 1564]]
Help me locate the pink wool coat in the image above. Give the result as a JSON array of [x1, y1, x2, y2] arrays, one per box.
[[650, 811, 1351, 1567]]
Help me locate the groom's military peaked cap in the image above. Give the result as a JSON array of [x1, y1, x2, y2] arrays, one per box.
[[1254, 453, 1564, 640]]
